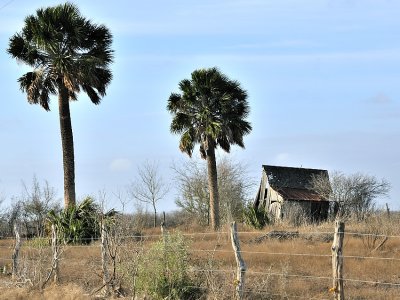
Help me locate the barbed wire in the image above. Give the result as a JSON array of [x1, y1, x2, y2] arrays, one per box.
[[240, 270, 332, 282], [342, 231, 400, 238], [2, 243, 400, 264], [1, 229, 400, 241], [190, 269, 400, 288], [188, 268, 305, 282]]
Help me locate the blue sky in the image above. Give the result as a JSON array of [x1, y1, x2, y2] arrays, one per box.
[[0, 0, 399, 212]]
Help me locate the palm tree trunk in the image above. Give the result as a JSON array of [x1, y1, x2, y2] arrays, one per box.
[[206, 137, 220, 230], [58, 84, 76, 209]]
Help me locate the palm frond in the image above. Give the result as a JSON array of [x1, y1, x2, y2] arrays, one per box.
[[167, 93, 183, 113], [82, 84, 101, 104], [170, 113, 192, 134], [179, 130, 195, 157], [18, 70, 53, 111]]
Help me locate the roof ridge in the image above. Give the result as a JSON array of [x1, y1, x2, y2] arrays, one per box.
[[262, 164, 328, 172]]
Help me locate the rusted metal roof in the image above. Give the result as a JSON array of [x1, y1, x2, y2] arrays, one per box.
[[277, 187, 326, 202]]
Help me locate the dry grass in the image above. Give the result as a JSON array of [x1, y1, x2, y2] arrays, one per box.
[[0, 214, 399, 299], [0, 283, 90, 300]]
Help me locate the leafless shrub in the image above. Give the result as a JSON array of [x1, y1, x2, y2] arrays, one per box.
[[360, 212, 392, 252], [172, 157, 256, 227], [310, 171, 391, 221], [118, 239, 144, 298]]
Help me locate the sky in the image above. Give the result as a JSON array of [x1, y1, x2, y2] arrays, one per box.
[[0, 0, 399, 213]]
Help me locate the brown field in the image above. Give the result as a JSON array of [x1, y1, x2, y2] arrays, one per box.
[[0, 216, 399, 299]]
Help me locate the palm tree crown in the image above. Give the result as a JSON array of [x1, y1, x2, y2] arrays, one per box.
[[167, 67, 251, 158], [8, 3, 113, 208], [7, 3, 113, 110]]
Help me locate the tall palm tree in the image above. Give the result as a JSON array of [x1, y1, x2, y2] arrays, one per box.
[[167, 67, 252, 230], [7, 3, 113, 208]]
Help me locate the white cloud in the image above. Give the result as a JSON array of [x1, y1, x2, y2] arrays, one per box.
[[367, 92, 392, 105], [109, 158, 132, 172], [364, 92, 400, 119]]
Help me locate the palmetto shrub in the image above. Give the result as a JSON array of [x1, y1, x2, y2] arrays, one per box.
[[47, 197, 100, 244]]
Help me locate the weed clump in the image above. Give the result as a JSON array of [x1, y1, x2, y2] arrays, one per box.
[[134, 232, 200, 299]]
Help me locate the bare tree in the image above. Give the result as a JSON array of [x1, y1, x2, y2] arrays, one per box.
[[310, 171, 391, 220], [19, 176, 60, 237], [4, 200, 22, 237], [129, 161, 169, 227], [113, 190, 130, 213], [173, 157, 255, 225], [173, 159, 210, 225]]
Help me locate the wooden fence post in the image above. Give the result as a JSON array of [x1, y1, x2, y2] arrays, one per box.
[[101, 221, 110, 295], [331, 220, 345, 300], [51, 224, 59, 283], [386, 203, 391, 219], [12, 223, 21, 280], [42, 224, 62, 288], [161, 223, 166, 245], [230, 222, 246, 300], [42, 224, 62, 289]]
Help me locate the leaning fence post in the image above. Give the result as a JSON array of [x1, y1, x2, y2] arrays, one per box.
[[230, 222, 246, 300], [331, 220, 345, 300], [101, 221, 110, 295], [12, 223, 21, 280]]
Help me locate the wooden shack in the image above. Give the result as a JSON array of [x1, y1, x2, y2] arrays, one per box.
[[253, 165, 331, 223]]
